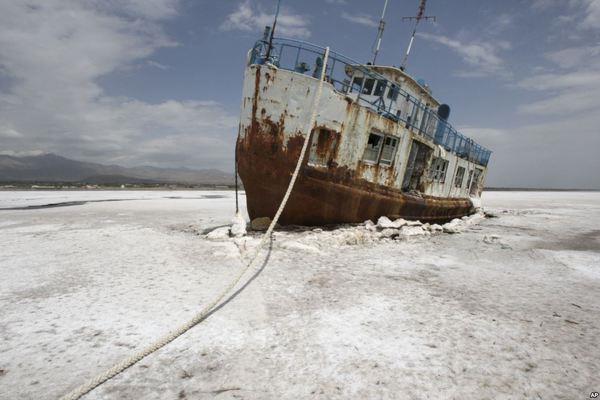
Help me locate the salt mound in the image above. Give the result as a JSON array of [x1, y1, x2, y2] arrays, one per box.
[[442, 211, 485, 233], [230, 212, 247, 237], [364, 220, 377, 232], [332, 228, 374, 246], [377, 216, 409, 229], [405, 220, 422, 227], [442, 218, 464, 234], [400, 225, 429, 236], [429, 224, 443, 232], [206, 226, 231, 240], [380, 228, 399, 238]]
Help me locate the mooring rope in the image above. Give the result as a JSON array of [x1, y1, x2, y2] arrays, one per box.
[[234, 139, 240, 214], [59, 47, 330, 400]]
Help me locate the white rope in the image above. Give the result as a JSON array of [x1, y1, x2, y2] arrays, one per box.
[[59, 46, 330, 400]]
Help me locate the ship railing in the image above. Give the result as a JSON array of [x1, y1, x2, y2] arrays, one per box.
[[249, 37, 492, 167]]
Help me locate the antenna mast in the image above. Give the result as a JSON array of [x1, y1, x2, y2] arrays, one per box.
[[265, 0, 282, 62], [400, 0, 436, 70], [371, 0, 389, 64]]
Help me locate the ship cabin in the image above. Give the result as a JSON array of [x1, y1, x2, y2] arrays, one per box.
[[245, 36, 492, 201], [342, 63, 490, 198]]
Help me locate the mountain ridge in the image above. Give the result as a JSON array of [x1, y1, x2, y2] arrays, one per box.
[[0, 153, 233, 185]]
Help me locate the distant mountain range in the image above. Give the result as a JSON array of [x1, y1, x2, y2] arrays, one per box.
[[0, 153, 233, 185]]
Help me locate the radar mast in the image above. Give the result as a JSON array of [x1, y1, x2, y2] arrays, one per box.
[[400, 0, 436, 70], [371, 0, 390, 64]]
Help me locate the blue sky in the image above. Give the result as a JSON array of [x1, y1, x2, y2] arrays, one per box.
[[0, 0, 599, 188]]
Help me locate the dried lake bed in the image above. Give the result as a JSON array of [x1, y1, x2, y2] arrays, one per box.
[[0, 190, 599, 399]]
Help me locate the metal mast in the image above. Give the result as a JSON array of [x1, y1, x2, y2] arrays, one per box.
[[371, 0, 389, 64], [265, 0, 282, 62], [400, 0, 436, 70]]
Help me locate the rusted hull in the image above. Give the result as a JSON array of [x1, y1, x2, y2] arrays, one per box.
[[236, 130, 474, 226]]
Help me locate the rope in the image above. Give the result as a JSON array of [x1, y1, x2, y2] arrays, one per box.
[[234, 140, 240, 214], [59, 46, 330, 400]]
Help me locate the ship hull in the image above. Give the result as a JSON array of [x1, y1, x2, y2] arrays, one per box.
[[236, 127, 474, 226]]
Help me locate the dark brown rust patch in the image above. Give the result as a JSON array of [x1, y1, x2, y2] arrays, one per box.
[[252, 66, 261, 120], [311, 126, 340, 166], [265, 71, 275, 85]]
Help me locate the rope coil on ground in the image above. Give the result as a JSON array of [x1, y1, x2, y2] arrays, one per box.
[[59, 46, 330, 400]]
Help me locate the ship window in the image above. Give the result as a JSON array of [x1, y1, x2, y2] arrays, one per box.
[[429, 157, 449, 183], [419, 108, 430, 133], [351, 77, 363, 92], [425, 111, 438, 138], [470, 168, 483, 196], [397, 95, 410, 120], [411, 103, 423, 129], [379, 136, 398, 166], [466, 170, 473, 188], [362, 78, 375, 95], [373, 80, 386, 97], [387, 84, 399, 101], [363, 133, 383, 163], [454, 166, 466, 188]]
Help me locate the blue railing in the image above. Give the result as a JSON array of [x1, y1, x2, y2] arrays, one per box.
[[249, 37, 492, 167]]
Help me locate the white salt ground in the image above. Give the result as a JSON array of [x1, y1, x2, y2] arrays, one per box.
[[0, 190, 599, 399]]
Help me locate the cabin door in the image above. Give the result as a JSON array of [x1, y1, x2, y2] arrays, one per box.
[[469, 168, 483, 196], [402, 140, 433, 192]]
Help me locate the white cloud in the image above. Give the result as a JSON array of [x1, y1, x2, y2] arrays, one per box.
[[518, 70, 600, 91], [517, 44, 600, 116], [220, 0, 311, 39], [544, 44, 600, 68], [0, 126, 22, 138], [581, 0, 600, 28], [0, 0, 238, 170], [531, 0, 563, 9], [92, 0, 179, 21], [341, 12, 378, 28], [0, 150, 46, 157], [146, 60, 169, 70], [519, 85, 599, 115], [531, 0, 600, 30], [418, 32, 509, 78], [485, 13, 514, 35]]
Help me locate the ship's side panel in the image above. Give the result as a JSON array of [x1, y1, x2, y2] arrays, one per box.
[[422, 156, 488, 198]]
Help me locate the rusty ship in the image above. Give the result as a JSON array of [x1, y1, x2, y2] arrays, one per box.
[[235, 2, 492, 226]]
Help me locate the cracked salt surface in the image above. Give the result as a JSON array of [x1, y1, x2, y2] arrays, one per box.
[[0, 190, 599, 399]]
